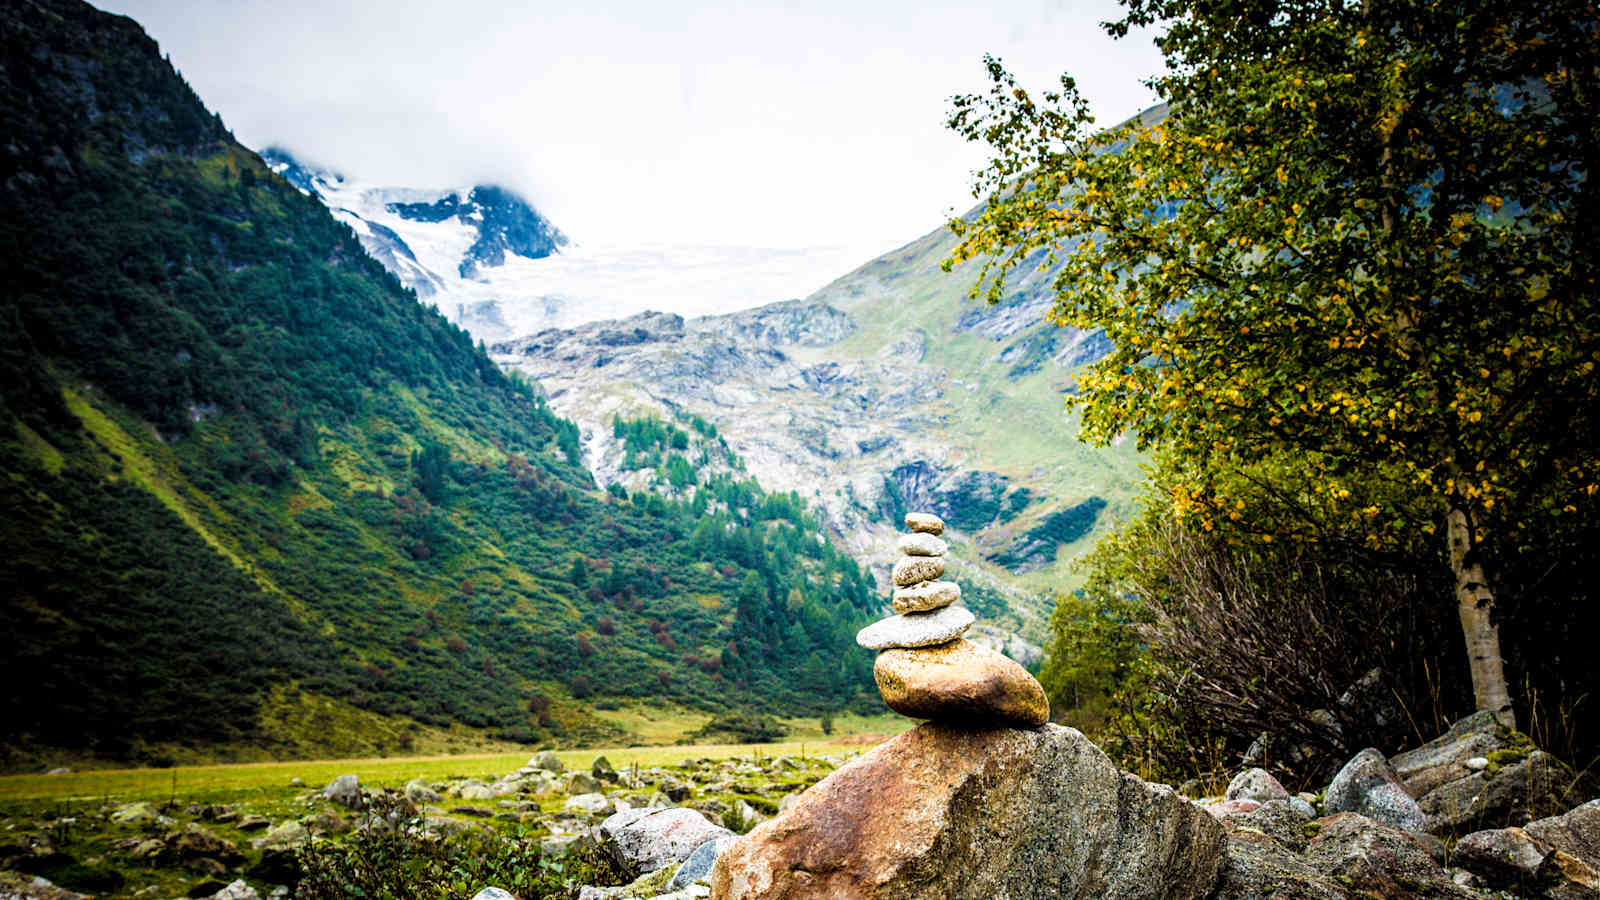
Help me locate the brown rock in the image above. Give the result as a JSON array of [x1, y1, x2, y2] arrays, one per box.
[[874, 638, 1047, 728], [891, 555, 944, 587], [710, 722, 1225, 900], [904, 512, 944, 535]]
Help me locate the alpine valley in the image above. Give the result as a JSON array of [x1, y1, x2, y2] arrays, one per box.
[[0, 0, 1139, 770]]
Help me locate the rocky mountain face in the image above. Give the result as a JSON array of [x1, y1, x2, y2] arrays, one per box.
[[260, 148, 568, 338], [490, 215, 1146, 648]]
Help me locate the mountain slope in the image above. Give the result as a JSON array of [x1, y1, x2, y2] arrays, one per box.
[[490, 210, 1146, 648], [0, 0, 877, 768]]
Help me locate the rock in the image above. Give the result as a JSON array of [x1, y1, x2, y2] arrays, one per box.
[[855, 605, 973, 650], [566, 793, 614, 815], [1229, 800, 1312, 853], [1528, 799, 1600, 864], [1466, 756, 1489, 771], [1453, 826, 1600, 898], [593, 756, 619, 782], [890, 555, 944, 587], [426, 816, 476, 837], [171, 824, 242, 864], [1226, 769, 1290, 805], [890, 580, 960, 614], [202, 880, 261, 900], [532, 751, 565, 773], [1419, 749, 1575, 835], [459, 783, 495, 801], [1389, 710, 1511, 798], [872, 638, 1047, 727], [0, 872, 92, 900], [1305, 812, 1472, 898], [669, 835, 739, 891], [110, 801, 158, 824], [710, 722, 1225, 900], [322, 774, 363, 809], [188, 858, 229, 878], [405, 778, 442, 803], [566, 771, 605, 795], [1204, 799, 1261, 819], [236, 815, 271, 831], [895, 533, 947, 557], [249, 820, 309, 852], [45, 768, 70, 776], [1288, 796, 1317, 819], [1210, 830, 1350, 900], [600, 807, 734, 879], [904, 512, 944, 535], [1325, 748, 1426, 832], [470, 890, 518, 900]]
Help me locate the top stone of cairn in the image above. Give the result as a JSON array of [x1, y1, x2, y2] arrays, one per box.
[[904, 512, 944, 536]]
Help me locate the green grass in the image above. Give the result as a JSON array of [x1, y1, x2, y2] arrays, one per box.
[[0, 730, 901, 804]]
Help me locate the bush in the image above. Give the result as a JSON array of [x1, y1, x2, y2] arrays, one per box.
[[296, 794, 627, 899]]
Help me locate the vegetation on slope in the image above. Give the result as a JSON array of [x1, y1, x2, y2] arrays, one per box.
[[0, 0, 876, 770]]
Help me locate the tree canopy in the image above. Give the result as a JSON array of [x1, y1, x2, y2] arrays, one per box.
[[947, 0, 1599, 728]]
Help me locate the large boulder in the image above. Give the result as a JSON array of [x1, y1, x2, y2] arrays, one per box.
[[1389, 710, 1511, 798], [1324, 749, 1426, 832], [599, 807, 733, 879], [1209, 830, 1351, 900], [1304, 813, 1474, 899], [709, 722, 1225, 900], [1529, 800, 1600, 864], [1453, 826, 1600, 899], [1419, 749, 1575, 835]]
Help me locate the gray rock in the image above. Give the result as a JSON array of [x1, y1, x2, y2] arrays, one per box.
[[1325, 748, 1426, 832], [1528, 799, 1600, 865], [904, 512, 944, 535], [599, 807, 733, 879], [565, 793, 614, 815], [711, 722, 1225, 899], [322, 774, 363, 809], [1210, 830, 1350, 900], [890, 580, 960, 614], [1288, 796, 1317, 819], [249, 820, 309, 851], [1419, 749, 1575, 835], [1390, 710, 1510, 798], [895, 533, 947, 557], [1227, 800, 1312, 853], [532, 751, 565, 773], [566, 771, 605, 795], [1305, 813, 1475, 898], [854, 604, 973, 650], [1226, 769, 1289, 805], [593, 755, 619, 782], [202, 880, 262, 900], [890, 554, 945, 587], [1453, 826, 1600, 898], [668, 835, 739, 890], [405, 778, 442, 803], [459, 783, 495, 801], [1465, 756, 1489, 771], [470, 889, 518, 900], [236, 815, 271, 831], [45, 768, 70, 776]]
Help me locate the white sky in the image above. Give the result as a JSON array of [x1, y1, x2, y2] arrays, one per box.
[[98, 0, 1163, 254]]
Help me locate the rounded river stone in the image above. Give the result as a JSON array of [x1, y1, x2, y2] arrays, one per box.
[[892, 555, 945, 587], [905, 512, 944, 535], [855, 604, 974, 650], [874, 638, 1049, 727], [896, 533, 948, 557], [892, 580, 961, 614]]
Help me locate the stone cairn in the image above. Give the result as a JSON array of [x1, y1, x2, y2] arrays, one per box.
[[854, 512, 1048, 728]]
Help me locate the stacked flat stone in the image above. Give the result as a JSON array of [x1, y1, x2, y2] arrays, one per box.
[[855, 512, 1049, 729]]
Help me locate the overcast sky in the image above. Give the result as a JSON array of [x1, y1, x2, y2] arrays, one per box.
[[99, 0, 1163, 253]]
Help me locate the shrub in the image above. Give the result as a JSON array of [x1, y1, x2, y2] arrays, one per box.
[[691, 710, 787, 743]]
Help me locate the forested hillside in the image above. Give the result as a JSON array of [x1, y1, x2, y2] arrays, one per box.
[[0, 0, 877, 770]]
